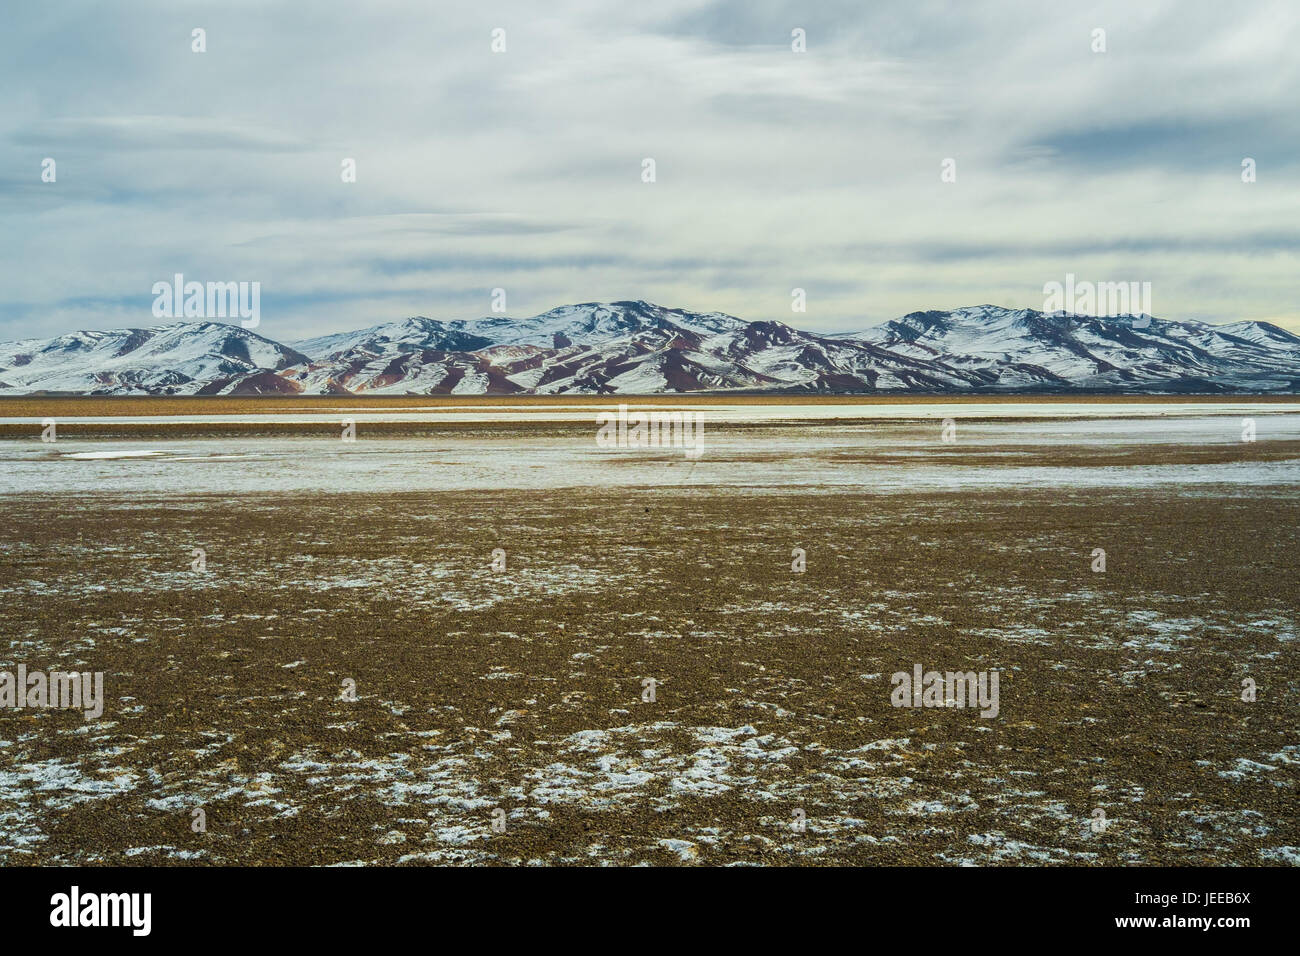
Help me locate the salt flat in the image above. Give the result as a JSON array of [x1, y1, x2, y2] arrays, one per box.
[[1, 407, 1299, 495]]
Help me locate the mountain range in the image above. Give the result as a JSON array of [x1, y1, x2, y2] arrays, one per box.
[[3, 301, 1299, 395]]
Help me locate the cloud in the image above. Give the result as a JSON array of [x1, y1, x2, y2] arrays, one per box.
[[0, 0, 1296, 341], [12, 116, 310, 153]]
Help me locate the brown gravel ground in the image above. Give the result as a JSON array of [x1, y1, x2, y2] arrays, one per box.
[[0, 480, 1296, 866], [2, 393, 1296, 420]]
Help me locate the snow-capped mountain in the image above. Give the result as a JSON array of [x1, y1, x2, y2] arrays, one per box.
[[292, 301, 745, 360], [0, 322, 308, 395], [842, 305, 1300, 392], [2, 301, 1298, 395], [280, 302, 752, 395]]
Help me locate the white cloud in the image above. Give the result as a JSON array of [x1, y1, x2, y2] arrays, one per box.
[[0, 0, 1296, 339]]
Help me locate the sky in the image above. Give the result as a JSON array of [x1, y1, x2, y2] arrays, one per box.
[[1, 0, 1297, 343]]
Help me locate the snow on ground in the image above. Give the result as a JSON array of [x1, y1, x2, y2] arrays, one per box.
[[1, 407, 1298, 495]]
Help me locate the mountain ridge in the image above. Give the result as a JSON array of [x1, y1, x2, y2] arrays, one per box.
[[3, 301, 1299, 396]]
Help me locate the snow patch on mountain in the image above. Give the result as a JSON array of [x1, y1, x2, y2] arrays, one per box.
[[2, 303, 1297, 396], [0, 322, 307, 395]]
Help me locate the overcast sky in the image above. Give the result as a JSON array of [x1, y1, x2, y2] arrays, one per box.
[[2, 0, 1297, 342]]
